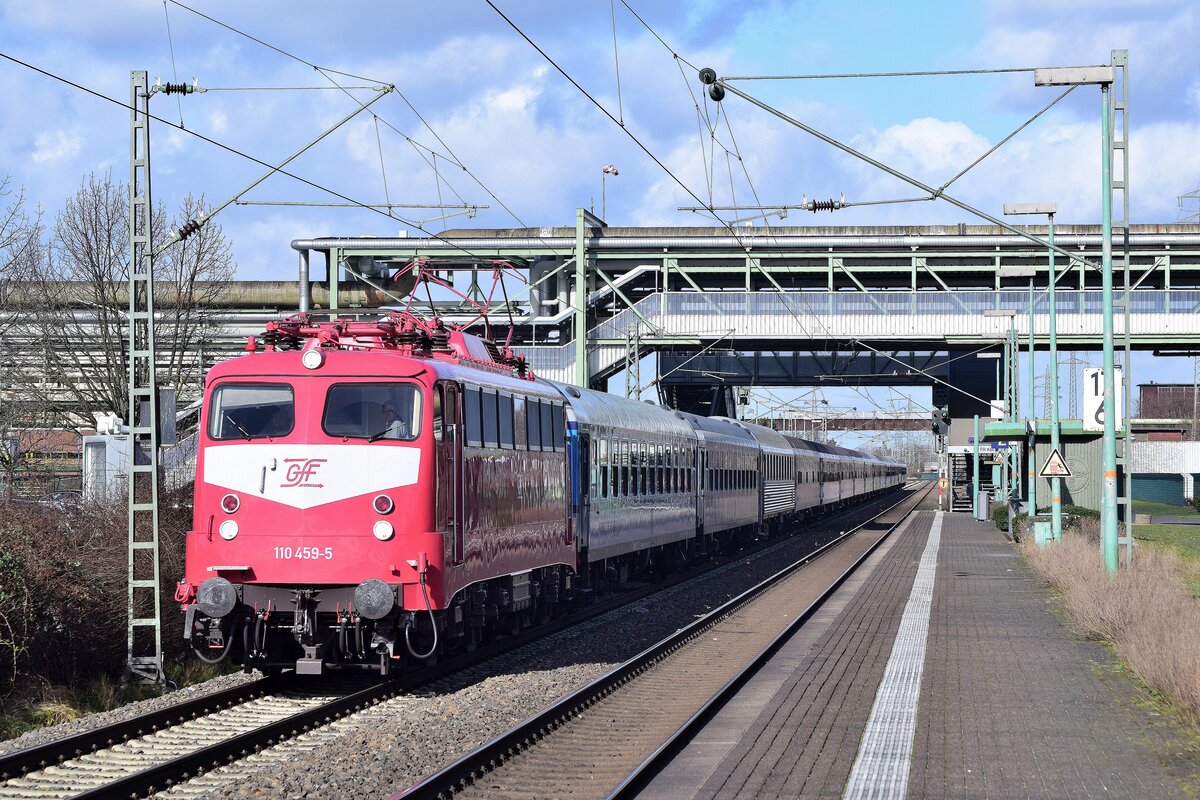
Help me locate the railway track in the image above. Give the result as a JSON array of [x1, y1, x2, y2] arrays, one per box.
[[396, 481, 933, 800], [0, 676, 388, 800], [0, 487, 915, 800]]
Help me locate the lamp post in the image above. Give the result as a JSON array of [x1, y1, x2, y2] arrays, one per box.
[[602, 164, 619, 221], [1034, 62, 1118, 573], [983, 308, 1017, 504], [1004, 203, 1060, 538]]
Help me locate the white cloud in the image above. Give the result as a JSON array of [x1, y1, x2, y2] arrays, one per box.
[[31, 129, 82, 164], [207, 109, 229, 137]]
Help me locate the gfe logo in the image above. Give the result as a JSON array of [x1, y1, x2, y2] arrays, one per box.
[[281, 458, 327, 488]]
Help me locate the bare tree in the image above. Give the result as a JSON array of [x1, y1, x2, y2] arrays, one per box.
[[157, 193, 234, 400], [0, 176, 45, 498], [22, 172, 235, 423]]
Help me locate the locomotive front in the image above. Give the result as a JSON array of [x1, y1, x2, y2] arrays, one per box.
[[178, 319, 447, 675]]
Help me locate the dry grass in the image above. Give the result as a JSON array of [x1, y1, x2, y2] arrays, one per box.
[[1024, 533, 1200, 721]]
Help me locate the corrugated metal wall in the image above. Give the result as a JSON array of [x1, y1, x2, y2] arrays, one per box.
[[1132, 473, 1185, 505], [1030, 436, 1110, 512], [1130, 441, 1200, 473]]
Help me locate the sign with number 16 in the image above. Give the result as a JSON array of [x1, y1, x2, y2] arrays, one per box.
[[1082, 366, 1123, 432]]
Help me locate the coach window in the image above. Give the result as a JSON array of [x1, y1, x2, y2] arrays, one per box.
[[513, 395, 527, 449], [498, 393, 514, 448], [638, 443, 647, 495], [639, 443, 649, 495], [663, 447, 671, 494], [323, 382, 421, 442], [649, 445, 657, 494], [629, 442, 639, 496], [647, 445, 655, 495], [481, 390, 499, 448], [543, 403, 557, 451], [625, 442, 634, 496], [527, 399, 542, 450], [599, 438, 609, 498], [662, 443, 672, 494], [209, 383, 295, 440], [611, 440, 618, 495]]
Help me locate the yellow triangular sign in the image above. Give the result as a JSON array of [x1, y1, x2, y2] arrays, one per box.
[[1039, 448, 1072, 478]]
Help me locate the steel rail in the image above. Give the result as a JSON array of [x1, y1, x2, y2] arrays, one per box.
[[609, 483, 932, 798], [394, 482, 930, 800], [0, 675, 283, 782]]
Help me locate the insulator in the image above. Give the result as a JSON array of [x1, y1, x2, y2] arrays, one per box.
[[162, 82, 191, 95], [178, 219, 202, 239], [809, 198, 842, 213]]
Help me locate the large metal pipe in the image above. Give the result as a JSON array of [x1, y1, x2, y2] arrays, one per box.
[[291, 230, 1200, 252], [299, 250, 310, 313], [0, 280, 373, 309]]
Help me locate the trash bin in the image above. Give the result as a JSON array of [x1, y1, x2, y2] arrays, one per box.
[[974, 490, 991, 521]]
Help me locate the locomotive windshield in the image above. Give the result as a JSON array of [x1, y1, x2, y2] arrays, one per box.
[[323, 382, 422, 441], [208, 383, 295, 440]]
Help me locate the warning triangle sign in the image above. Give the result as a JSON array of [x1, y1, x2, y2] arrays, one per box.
[[1039, 448, 1072, 478]]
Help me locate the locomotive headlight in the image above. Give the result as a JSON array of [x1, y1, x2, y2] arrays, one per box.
[[220, 493, 240, 513], [372, 520, 394, 541], [373, 494, 394, 514], [219, 520, 239, 540], [301, 349, 325, 370]]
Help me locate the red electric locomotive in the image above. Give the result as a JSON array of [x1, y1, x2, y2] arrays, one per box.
[[178, 313, 575, 674], [179, 310, 906, 675]]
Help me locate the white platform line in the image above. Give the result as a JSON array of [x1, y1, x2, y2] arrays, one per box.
[[843, 511, 943, 800]]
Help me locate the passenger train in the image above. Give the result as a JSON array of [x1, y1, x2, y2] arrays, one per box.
[[177, 313, 906, 674]]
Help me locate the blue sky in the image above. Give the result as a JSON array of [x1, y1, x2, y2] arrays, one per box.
[[2, 0, 1199, 433]]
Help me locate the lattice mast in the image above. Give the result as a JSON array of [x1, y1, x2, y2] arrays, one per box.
[[126, 70, 164, 684]]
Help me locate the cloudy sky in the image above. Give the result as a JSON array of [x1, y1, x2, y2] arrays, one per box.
[[2, 0, 1199, 428]]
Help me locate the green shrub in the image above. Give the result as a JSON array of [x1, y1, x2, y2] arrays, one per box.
[[992, 504, 1009, 531], [1060, 504, 1100, 518]]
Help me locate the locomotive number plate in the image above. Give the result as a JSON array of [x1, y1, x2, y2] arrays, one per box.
[[273, 546, 334, 560]]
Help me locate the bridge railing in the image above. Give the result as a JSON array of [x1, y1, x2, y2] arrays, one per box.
[[517, 289, 1200, 383]]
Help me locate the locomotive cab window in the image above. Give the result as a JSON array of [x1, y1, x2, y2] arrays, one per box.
[[209, 383, 295, 440], [323, 383, 421, 441]]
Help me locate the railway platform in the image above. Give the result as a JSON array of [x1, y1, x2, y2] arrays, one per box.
[[639, 510, 1200, 799]]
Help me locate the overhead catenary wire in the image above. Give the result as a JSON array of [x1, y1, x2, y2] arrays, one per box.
[[0, 48, 557, 322], [160, 0, 185, 127], [165, 0, 540, 239], [610, 0, 625, 126], [155, 1, 578, 324]]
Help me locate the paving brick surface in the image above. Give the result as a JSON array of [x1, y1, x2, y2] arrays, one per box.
[[688, 512, 1200, 800], [694, 513, 935, 800], [907, 513, 1200, 800]]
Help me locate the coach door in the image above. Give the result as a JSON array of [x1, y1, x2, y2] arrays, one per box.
[[436, 382, 465, 565]]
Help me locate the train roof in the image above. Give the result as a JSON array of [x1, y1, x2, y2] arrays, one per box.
[[779, 432, 900, 464], [673, 410, 758, 449], [718, 417, 794, 453], [547, 382, 696, 439]]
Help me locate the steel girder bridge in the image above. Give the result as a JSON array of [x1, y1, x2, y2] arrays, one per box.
[[281, 221, 1200, 427]]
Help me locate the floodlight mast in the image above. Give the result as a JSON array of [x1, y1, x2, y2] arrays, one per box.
[[1034, 66, 1119, 576], [1005, 203, 1061, 541]]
